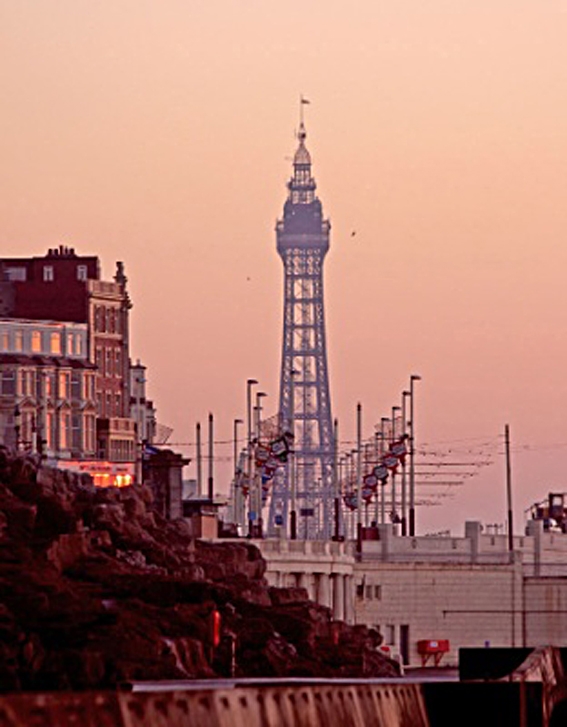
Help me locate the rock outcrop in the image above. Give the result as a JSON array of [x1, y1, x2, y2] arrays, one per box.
[[0, 449, 399, 690]]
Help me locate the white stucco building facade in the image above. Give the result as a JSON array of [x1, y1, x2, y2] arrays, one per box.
[[255, 519, 567, 667]]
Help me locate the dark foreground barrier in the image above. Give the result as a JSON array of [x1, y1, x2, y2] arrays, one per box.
[[423, 681, 544, 727], [430, 645, 567, 727], [0, 647, 566, 727], [0, 683, 429, 727]]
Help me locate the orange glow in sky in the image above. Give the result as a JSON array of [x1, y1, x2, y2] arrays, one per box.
[[2, 1, 567, 532]]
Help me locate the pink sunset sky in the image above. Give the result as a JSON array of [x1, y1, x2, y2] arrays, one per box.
[[2, 0, 567, 533]]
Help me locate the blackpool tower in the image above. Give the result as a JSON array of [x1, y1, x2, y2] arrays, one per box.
[[267, 113, 334, 539]]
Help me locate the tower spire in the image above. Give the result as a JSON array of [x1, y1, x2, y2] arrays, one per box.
[[268, 109, 334, 540], [289, 99, 316, 208], [299, 94, 310, 133]]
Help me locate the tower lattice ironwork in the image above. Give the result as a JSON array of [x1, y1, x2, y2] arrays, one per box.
[[267, 118, 334, 539]]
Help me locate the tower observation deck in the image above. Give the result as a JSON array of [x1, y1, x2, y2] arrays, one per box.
[[267, 118, 334, 539]]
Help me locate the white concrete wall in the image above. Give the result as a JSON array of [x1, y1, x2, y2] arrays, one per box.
[[524, 578, 567, 646], [354, 560, 524, 666], [256, 539, 356, 623], [256, 524, 567, 666]]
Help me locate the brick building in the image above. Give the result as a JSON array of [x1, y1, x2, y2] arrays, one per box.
[[0, 246, 136, 470]]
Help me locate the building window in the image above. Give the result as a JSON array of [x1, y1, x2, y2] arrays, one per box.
[[1, 370, 16, 396], [58, 372, 70, 399], [75, 335, 82, 356], [72, 414, 81, 450], [1, 331, 9, 351], [106, 348, 113, 377], [5, 267, 26, 281], [115, 393, 121, 417], [59, 412, 71, 449], [106, 393, 112, 417], [14, 330, 23, 352], [84, 372, 95, 400], [84, 414, 95, 452], [115, 349, 121, 374], [31, 331, 42, 353], [67, 333, 74, 356], [386, 624, 396, 646], [374, 585, 382, 600], [365, 585, 373, 600], [43, 266, 54, 282], [71, 372, 81, 401], [77, 265, 87, 281], [50, 332, 61, 355], [19, 370, 34, 397], [46, 412, 54, 449], [95, 346, 103, 375]]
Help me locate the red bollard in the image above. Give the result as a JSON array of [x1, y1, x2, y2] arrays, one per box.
[[211, 610, 221, 648]]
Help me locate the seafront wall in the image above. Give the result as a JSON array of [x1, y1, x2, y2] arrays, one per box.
[[0, 647, 566, 726], [0, 683, 429, 727]]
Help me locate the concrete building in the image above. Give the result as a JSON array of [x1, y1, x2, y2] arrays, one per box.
[[145, 448, 189, 520], [129, 360, 157, 445], [259, 538, 356, 624], [254, 518, 567, 667]]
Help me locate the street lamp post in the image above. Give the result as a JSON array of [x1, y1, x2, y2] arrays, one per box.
[[374, 431, 381, 525], [380, 417, 389, 524], [409, 374, 422, 537], [344, 451, 351, 538], [333, 418, 340, 540], [401, 390, 411, 536], [356, 403, 362, 553], [233, 418, 243, 527], [196, 422, 202, 497], [391, 405, 401, 526], [246, 379, 258, 537], [255, 391, 267, 538], [207, 413, 214, 503]]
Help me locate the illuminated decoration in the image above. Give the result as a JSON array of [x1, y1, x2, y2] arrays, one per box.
[[382, 452, 399, 473], [343, 492, 358, 511], [269, 435, 290, 461], [390, 436, 408, 464], [373, 464, 389, 483], [363, 473, 378, 489], [57, 460, 135, 488], [362, 484, 375, 503], [255, 445, 270, 465]]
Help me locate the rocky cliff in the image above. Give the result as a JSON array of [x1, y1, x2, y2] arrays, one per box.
[[0, 450, 399, 690]]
